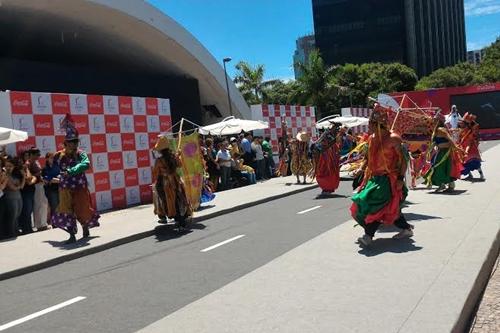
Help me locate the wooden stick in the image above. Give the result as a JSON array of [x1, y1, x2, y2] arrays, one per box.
[[177, 118, 185, 151]]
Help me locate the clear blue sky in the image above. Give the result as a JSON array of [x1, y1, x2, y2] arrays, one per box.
[[148, 0, 500, 80]]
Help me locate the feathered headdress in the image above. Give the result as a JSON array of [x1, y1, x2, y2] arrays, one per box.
[[462, 112, 477, 124], [60, 114, 79, 141], [369, 103, 390, 126]]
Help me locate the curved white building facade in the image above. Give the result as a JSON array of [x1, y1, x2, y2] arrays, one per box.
[[0, 0, 250, 122]]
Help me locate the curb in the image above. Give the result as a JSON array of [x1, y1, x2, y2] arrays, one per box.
[[458, 227, 500, 333], [0, 183, 319, 282]]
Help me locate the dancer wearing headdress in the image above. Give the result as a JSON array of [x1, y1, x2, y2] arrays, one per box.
[[458, 112, 484, 180], [351, 104, 414, 247], [311, 123, 342, 196], [423, 113, 463, 192], [290, 130, 313, 184], [52, 114, 100, 244], [152, 136, 193, 231]]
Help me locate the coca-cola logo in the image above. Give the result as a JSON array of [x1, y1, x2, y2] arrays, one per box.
[[36, 122, 51, 129], [115, 193, 125, 200], [126, 174, 137, 181], [135, 120, 146, 127], [13, 99, 29, 107], [54, 101, 68, 108], [121, 103, 131, 109], [75, 121, 87, 129], [93, 140, 105, 147], [477, 84, 496, 92], [138, 155, 148, 162], [107, 121, 118, 127], [123, 139, 134, 145], [96, 178, 109, 186], [89, 102, 102, 108], [109, 158, 121, 165]]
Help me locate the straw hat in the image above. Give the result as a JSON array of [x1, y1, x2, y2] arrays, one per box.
[[153, 136, 170, 151], [296, 131, 310, 142]]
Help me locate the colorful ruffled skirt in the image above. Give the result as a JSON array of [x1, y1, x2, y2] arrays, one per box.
[[351, 175, 407, 227]]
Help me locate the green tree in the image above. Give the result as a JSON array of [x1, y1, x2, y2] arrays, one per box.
[[262, 80, 303, 105], [233, 61, 278, 105], [478, 37, 500, 82], [295, 50, 340, 117], [415, 62, 484, 90]]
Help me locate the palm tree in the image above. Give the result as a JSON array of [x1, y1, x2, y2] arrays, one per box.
[[234, 61, 279, 105], [295, 50, 340, 117]]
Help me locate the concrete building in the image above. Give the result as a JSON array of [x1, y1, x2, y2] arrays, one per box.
[[467, 49, 487, 65], [293, 34, 316, 79], [312, 0, 467, 77], [0, 0, 250, 125]]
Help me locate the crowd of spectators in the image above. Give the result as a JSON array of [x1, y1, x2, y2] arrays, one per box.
[[200, 133, 276, 192], [0, 147, 60, 240]]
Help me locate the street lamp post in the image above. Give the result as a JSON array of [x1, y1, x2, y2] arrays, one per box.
[[349, 82, 355, 108], [223, 57, 233, 116]]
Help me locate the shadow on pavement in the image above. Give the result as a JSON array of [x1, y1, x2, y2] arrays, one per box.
[[358, 238, 423, 257], [196, 205, 216, 211], [314, 193, 348, 200], [44, 236, 100, 250], [154, 223, 206, 242], [405, 212, 442, 222], [429, 189, 468, 195], [461, 178, 486, 183]]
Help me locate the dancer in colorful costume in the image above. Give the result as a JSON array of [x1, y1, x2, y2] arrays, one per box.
[[351, 105, 414, 247], [153, 136, 193, 231], [290, 131, 313, 184], [52, 114, 100, 244], [311, 123, 342, 196], [276, 120, 289, 177], [458, 112, 484, 180], [424, 113, 463, 192]]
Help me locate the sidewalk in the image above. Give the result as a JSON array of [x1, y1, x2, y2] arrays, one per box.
[[139, 145, 500, 333], [0, 176, 318, 281], [470, 255, 500, 333]]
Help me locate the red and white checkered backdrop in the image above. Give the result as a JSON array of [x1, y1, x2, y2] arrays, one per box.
[[251, 104, 317, 157], [4, 91, 172, 211], [342, 107, 372, 134]]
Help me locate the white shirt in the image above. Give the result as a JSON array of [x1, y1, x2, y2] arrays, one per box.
[[251, 142, 264, 160], [445, 112, 462, 129]]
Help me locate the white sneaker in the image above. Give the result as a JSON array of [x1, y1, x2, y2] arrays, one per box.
[[357, 234, 373, 246], [392, 228, 414, 239]]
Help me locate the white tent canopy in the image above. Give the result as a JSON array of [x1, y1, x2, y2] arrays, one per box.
[[315, 115, 369, 129], [0, 127, 28, 146], [198, 116, 268, 136]]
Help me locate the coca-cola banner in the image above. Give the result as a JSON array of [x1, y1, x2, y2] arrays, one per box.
[[6, 91, 172, 211], [251, 104, 317, 159]]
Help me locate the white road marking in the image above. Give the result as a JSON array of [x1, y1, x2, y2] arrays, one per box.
[[297, 205, 322, 215], [201, 235, 246, 252], [0, 296, 86, 331]]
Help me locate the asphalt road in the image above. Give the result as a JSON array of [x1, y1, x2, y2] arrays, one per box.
[[0, 180, 356, 333], [1, 140, 497, 333]]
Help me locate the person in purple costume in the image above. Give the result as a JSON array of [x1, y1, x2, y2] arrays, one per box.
[[51, 114, 100, 244]]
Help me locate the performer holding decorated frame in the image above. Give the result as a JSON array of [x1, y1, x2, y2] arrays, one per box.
[[350, 105, 414, 247]]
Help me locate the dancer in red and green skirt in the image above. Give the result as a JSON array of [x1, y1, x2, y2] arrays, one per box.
[[351, 105, 414, 247], [424, 114, 463, 192]]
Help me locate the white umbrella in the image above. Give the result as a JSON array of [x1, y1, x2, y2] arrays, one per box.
[[315, 115, 369, 129], [198, 116, 268, 136], [0, 127, 28, 145]]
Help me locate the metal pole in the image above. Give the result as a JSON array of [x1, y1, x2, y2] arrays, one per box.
[[223, 60, 233, 116]]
